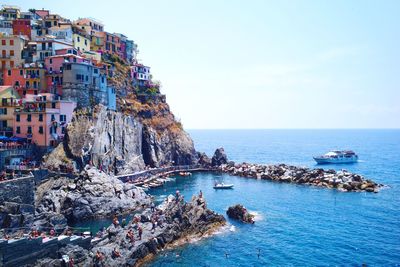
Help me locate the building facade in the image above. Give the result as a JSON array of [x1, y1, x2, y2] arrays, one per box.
[[13, 93, 76, 147], [0, 86, 20, 137]]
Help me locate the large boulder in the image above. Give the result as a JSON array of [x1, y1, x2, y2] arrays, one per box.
[[211, 148, 228, 167], [35, 167, 151, 225], [227, 204, 255, 224]]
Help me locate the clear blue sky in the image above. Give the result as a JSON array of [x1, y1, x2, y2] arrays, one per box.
[[5, 0, 400, 129]]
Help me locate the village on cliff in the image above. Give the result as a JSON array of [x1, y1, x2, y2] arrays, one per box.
[[0, 5, 157, 173]]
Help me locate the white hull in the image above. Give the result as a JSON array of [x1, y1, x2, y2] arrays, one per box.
[[314, 156, 358, 164]]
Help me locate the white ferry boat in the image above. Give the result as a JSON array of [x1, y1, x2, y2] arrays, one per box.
[[313, 150, 358, 164]]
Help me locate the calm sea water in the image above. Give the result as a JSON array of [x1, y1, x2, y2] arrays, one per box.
[[145, 130, 400, 266]]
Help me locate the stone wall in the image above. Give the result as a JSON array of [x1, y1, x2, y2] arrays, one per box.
[[0, 235, 91, 267], [0, 175, 35, 229]]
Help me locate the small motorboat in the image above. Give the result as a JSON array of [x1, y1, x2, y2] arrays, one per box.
[[213, 183, 234, 189], [179, 172, 192, 176]]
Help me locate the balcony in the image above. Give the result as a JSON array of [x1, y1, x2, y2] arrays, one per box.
[[0, 55, 11, 59]]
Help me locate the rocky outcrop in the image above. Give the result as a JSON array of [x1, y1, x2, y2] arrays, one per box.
[[211, 148, 228, 166], [142, 124, 196, 167], [43, 105, 145, 174], [197, 152, 212, 167], [227, 204, 255, 224], [219, 163, 383, 193], [86, 195, 225, 266], [34, 167, 151, 228]]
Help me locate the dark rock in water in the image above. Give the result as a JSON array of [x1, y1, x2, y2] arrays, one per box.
[[227, 204, 255, 224], [212, 148, 228, 166]]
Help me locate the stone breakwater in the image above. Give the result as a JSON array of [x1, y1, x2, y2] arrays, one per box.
[[217, 163, 383, 193]]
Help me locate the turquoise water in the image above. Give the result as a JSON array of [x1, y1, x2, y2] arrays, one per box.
[[145, 130, 400, 266]]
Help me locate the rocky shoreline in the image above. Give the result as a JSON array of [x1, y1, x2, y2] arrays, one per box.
[[33, 195, 225, 267]]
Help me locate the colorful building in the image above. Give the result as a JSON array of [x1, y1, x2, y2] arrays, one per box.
[[105, 32, 120, 56], [90, 31, 105, 52], [0, 86, 20, 137], [131, 63, 151, 87], [72, 31, 91, 52], [13, 93, 76, 147], [74, 18, 104, 34], [33, 37, 73, 62], [44, 52, 90, 95], [12, 18, 31, 38], [0, 34, 27, 70], [2, 65, 47, 96], [48, 23, 73, 42], [0, 5, 20, 21]]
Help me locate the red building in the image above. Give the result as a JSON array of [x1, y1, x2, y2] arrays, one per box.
[[12, 19, 31, 38]]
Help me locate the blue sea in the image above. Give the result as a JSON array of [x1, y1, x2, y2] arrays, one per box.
[[145, 130, 400, 266]]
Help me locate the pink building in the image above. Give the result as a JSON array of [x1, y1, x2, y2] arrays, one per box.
[[13, 93, 76, 148]]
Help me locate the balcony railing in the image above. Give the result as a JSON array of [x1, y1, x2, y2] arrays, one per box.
[[0, 127, 13, 132]]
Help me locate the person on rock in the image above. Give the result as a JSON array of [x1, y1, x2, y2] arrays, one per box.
[[151, 202, 155, 212], [138, 225, 143, 240], [49, 228, 55, 237], [94, 251, 104, 267], [112, 215, 120, 227], [121, 218, 127, 228], [199, 190, 203, 199], [151, 218, 157, 234], [112, 247, 121, 258], [175, 190, 180, 203]]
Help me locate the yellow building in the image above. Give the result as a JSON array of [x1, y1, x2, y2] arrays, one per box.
[[0, 86, 20, 137], [72, 32, 91, 52]]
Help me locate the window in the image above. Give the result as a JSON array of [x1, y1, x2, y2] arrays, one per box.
[[19, 69, 23, 75], [49, 58, 52, 64], [16, 126, 20, 134], [77, 36, 80, 42], [85, 75, 88, 81], [52, 102, 56, 109], [39, 114, 43, 121], [10, 50, 14, 57], [27, 126, 32, 134], [10, 39, 14, 46], [27, 114, 31, 122], [51, 114, 55, 121], [39, 126, 43, 134], [10, 61, 14, 68], [16, 114, 20, 122], [7, 70, 11, 76], [61, 127, 65, 134], [60, 114, 66, 122], [1, 40, 5, 45]]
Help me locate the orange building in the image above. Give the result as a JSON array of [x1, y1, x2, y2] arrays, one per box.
[[13, 93, 76, 148], [2, 66, 47, 96]]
